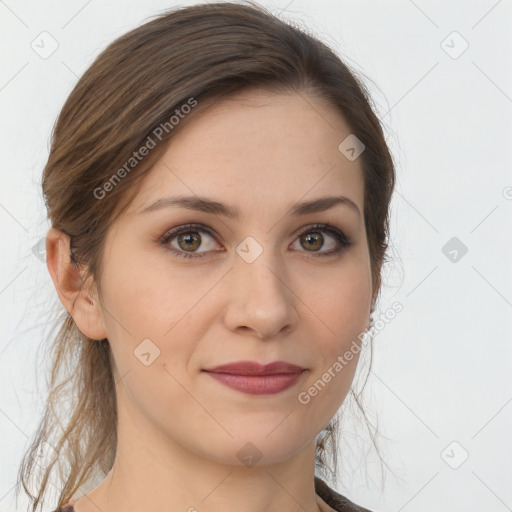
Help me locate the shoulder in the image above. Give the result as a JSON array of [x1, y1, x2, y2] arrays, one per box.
[[315, 476, 374, 512]]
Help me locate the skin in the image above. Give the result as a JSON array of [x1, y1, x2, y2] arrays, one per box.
[[46, 89, 374, 512]]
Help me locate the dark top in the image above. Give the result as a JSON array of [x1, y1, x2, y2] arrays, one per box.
[[53, 476, 373, 512]]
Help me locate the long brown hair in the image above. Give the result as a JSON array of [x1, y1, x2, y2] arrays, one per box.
[[16, 1, 395, 510]]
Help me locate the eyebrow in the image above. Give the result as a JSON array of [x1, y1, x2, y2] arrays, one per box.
[[139, 194, 361, 218]]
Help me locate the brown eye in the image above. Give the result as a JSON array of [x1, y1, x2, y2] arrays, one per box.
[[161, 224, 219, 259], [300, 231, 324, 251], [291, 224, 351, 257], [160, 223, 351, 260], [177, 231, 202, 252]]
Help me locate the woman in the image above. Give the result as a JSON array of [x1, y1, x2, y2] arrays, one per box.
[[16, 1, 395, 511]]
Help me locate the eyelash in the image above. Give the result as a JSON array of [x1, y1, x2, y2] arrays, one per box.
[[159, 223, 352, 260]]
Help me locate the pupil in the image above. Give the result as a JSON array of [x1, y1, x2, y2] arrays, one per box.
[[305, 232, 321, 249], [180, 232, 199, 250]]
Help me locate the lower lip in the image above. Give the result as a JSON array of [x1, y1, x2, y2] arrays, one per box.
[[203, 370, 306, 395]]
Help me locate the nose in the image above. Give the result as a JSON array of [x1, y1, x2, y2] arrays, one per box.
[[222, 248, 299, 340]]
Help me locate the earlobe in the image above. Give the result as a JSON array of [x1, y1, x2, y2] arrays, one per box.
[[45, 227, 108, 341]]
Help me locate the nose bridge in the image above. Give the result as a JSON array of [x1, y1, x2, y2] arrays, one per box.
[[224, 234, 298, 337], [235, 233, 288, 299]]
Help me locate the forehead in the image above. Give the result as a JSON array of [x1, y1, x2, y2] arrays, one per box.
[[128, 89, 364, 218]]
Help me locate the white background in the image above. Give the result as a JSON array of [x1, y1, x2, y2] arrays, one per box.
[[1, 1, 511, 511]]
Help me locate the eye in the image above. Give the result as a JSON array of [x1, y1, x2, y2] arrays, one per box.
[[291, 223, 352, 258], [160, 224, 221, 259], [159, 223, 352, 259]]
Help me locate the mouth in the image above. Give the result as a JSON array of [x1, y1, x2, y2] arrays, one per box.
[[202, 370, 307, 395], [201, 360, 307, 395], [202, 360, 305, 375]]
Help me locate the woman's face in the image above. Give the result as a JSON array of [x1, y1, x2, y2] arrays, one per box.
[[94, 89, 373, 466]]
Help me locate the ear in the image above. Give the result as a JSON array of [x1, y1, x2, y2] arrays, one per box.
[[45, 227, 108, 341]]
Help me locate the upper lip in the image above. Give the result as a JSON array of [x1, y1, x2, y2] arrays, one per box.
[[202, 360, 305, 375]]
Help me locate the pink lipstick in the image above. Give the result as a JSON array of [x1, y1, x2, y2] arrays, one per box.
[[202, 361, 307, 395]]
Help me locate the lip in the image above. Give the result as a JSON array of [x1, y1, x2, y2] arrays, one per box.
[[201, 360, 307, 396], [202, 360, 304, 375]]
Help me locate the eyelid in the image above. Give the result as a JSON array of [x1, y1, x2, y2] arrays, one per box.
[[159, 222, 351, 258], [159, 223, 220, 246]]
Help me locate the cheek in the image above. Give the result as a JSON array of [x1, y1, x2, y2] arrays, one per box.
[[302, 258, 372, 340], [98, 246, 215, 396], [295, 259, 371, 410], [100, 244, 184, 334]]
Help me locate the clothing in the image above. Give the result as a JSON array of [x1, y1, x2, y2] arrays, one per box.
[[314, 476, 374, 511], [53, 476, 373, 512]]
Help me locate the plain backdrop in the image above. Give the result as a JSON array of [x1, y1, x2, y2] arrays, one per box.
[[1, 1, 511, 511]]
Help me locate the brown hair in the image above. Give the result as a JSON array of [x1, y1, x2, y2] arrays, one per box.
[[16, 1, 395, 510]]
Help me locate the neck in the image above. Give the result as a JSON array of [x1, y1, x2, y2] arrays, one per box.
[[73, 403, 330, 512]]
